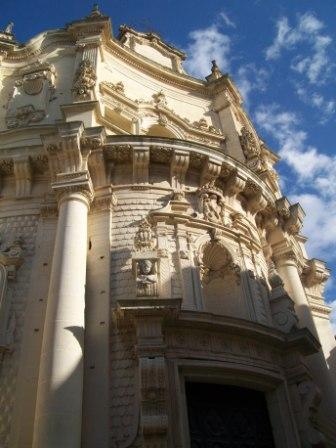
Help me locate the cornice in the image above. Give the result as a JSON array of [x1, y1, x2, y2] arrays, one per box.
[[0, 30, 75, 62], [104, 135, 276, 203], [169, 311, 320, 356]]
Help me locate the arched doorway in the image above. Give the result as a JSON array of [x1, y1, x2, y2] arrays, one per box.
[[186, 382, 275, 447]]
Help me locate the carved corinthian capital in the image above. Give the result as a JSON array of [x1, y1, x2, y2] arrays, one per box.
[[43, 121, 87, 178]]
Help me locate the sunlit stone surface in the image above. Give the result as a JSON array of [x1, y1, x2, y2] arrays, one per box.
[[0, 7, 335, 448]]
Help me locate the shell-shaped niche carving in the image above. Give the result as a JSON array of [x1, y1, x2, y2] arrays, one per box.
[[200, 241, 231, 283], [199, 240, 246, 319]]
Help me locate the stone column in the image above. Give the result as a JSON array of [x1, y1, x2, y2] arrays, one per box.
[[274, 252, 315, 334], [274, 248, 336, 424], [33, 180, 90, 448], [33, 174, 93, 448]]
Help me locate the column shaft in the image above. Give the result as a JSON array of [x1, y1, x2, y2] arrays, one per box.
[[276, 258, 315, 334], [33, 192, 89, 448]]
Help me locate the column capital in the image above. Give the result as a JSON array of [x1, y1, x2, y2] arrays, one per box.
[[52, 170, 94, 207], [272, 242, 300, 268]]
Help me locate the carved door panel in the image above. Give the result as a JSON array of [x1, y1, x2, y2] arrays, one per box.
[[186, 382, 275, 448]]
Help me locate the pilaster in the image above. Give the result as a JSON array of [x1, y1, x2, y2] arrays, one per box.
[[82, 188, 113, 448]]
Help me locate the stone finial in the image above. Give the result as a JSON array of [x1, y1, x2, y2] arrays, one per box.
[[205, 59, 223, 82], [4, 22, 14, 34], [90, 4, 102, 17]]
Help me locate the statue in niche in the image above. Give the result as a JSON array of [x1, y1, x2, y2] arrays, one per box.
[[136, 259, 158, 297], [198, 183, 228, 225]]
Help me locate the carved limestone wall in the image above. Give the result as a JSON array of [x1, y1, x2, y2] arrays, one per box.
[[110, 189, 180, 305], [0, 214, 38, 448]]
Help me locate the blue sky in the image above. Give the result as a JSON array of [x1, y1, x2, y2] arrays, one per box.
[[2, 0, 336, 323]]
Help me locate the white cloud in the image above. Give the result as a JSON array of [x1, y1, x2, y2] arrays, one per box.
[[254, 103, 335, 183], [184, 24, 231, 78], [255, 103, 336, 259], [219, 11, 236, 29], [289, 193, 336, 258], [265, 13, 332, 83], [295, 85, 335, 122], [236, 64, 268, 107]]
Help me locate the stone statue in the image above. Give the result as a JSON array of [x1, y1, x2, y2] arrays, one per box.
[[136, 259, 158, 297]]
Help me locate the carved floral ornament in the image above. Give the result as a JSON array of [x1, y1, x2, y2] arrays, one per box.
[[72, 59, 97, 101]]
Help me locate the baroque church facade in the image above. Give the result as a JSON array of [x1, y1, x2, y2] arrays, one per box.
[[0, 6, 335, 447]]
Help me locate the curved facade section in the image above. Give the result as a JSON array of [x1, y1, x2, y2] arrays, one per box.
[[0, 6, 335, 448]]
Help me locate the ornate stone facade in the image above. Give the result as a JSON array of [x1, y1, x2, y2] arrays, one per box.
[[0, 7, 335, 448]]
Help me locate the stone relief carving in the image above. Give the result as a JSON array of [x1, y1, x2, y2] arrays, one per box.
[[268, 261, 298, 333], [152, 90, 167, 107], [198, 237, 241, 286], [198, 183, 228, 226], [103, 80, 125, 95], [72, 59, 97, 101], [6, 60, 56, 128], [0, 237, 24, 352], [133, 220, 159, 297], [297, 381, 327, 447], [239, 126, 261, 159], [136, 259, 158, 297]]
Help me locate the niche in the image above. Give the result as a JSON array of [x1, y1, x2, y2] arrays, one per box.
[[199, 241, 247, 319]]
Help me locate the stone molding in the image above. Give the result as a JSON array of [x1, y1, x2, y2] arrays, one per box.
[[100, 81, 225, 148]]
